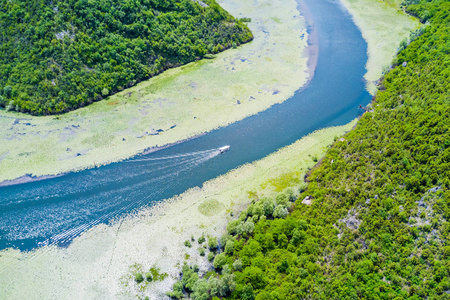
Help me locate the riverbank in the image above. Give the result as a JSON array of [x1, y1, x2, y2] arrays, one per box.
[[339, 0, 420, 95], [0, 0, 311, 184], [0, 120, 356, 299]]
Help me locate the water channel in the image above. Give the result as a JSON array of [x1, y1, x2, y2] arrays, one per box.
[[0, 0, 371, 251]]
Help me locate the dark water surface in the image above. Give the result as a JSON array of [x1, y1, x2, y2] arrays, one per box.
[[0, 0, 371, 251]]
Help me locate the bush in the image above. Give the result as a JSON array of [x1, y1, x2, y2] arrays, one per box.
[[145, 271, 153, 282], [166, 281, 184, 299], [273, 206, 288, 219], [241, 283, 255, 300], [192, 279, 209, 300], [225, 240, 234, 255], [237, 220, 255, 236], [233, 259, 243, 271], [227, 220, 240, 235], [208, 252, 215, 262], [208, 237, 218, 251], [261, 198, 275, 216], [213, 253, 227, 271], [135, 272, 144, 284], [275, 193, 289, 207], [3, 86, 12, 98]]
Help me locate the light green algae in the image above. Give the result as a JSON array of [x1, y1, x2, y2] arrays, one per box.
[[0, 0, 310, 183], [0, 120, 356, 300], [339, 0, 421, 95]]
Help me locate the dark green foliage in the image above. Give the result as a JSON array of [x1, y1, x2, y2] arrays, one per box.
[[208, 236, 218, 251], [147, 266, 168, 281], [169, 2, 450, 299], [213, 253, 227, 271], [136, 265, 167, 285], [167, 263, 236, 299], [135, 272, 144, 283], [240, 284, 255, 300], [166, 281, 184, 299], [208, 251, 215, 262], [0, 0, 252, 115]]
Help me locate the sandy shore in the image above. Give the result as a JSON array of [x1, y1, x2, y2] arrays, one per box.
[[0, 121, 356, 300], [0, 0, 311, 184]]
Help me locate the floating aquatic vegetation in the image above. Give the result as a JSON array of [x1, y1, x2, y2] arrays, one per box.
[[0, 121, 355, 299], [0, 0, 310, 183]]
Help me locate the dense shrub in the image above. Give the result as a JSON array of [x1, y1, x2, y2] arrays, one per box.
[[168, 1, 450, 298], [0, 0, 253, 115]]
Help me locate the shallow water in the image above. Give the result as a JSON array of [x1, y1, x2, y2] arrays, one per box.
[[0, 0, 371, 251]]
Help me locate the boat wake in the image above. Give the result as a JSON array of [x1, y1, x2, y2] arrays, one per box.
[[0, 146, 230, 254]]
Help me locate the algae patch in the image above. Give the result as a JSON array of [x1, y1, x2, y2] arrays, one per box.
[[198, 199, 225, 216], [0, 120, 356, 299], [0, 0, 310, 183]]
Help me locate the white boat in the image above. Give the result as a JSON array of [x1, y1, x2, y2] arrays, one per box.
[[218, 145, 230, 154]]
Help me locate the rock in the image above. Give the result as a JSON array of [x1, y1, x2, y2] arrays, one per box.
[[417, 187, 441, 208], [339, 138, 346, 142], [301, 196, 312, 206], [402, 62, 408, 67], [418, 197, 426, 207], [339, 209, 361, 230], [429, 186, 441, 193], [192, 0, 209, 7]]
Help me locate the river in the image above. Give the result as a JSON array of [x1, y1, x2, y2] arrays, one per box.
[[0, 0, 371, 251]]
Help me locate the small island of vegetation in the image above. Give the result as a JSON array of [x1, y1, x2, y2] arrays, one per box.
[[0, 0, 252, 115]]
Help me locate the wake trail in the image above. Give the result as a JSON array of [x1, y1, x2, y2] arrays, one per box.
[[24, 152, 218, 262], [126, 148, 220, 162], [0, 148, 223, 271]]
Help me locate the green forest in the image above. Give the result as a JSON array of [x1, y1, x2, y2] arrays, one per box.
[[0, 0, 252, 115], [168, 0, 450, 298]]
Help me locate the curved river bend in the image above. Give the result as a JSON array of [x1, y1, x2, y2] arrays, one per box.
[[0, 0, 371, 251]]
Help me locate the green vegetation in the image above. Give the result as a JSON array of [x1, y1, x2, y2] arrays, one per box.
[[339, 0, 420, 94], [0, 0, 252, 115], [0, 0, 309, 184], [133, 265, 168, 285], [168, 0, 450, 298], [167, 263, 237, 299]]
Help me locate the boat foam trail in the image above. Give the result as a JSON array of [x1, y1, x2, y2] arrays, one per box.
[[34, 152, 219, 249]]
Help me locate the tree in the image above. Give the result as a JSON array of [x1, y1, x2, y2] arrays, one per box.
[[241, 284, 255, 300], [213, 253, 227, 271], [3, 86, 12, 98]]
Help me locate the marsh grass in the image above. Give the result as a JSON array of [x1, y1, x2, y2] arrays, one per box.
[[0, 0, 310, 183], [0, 121, 355, 299]]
